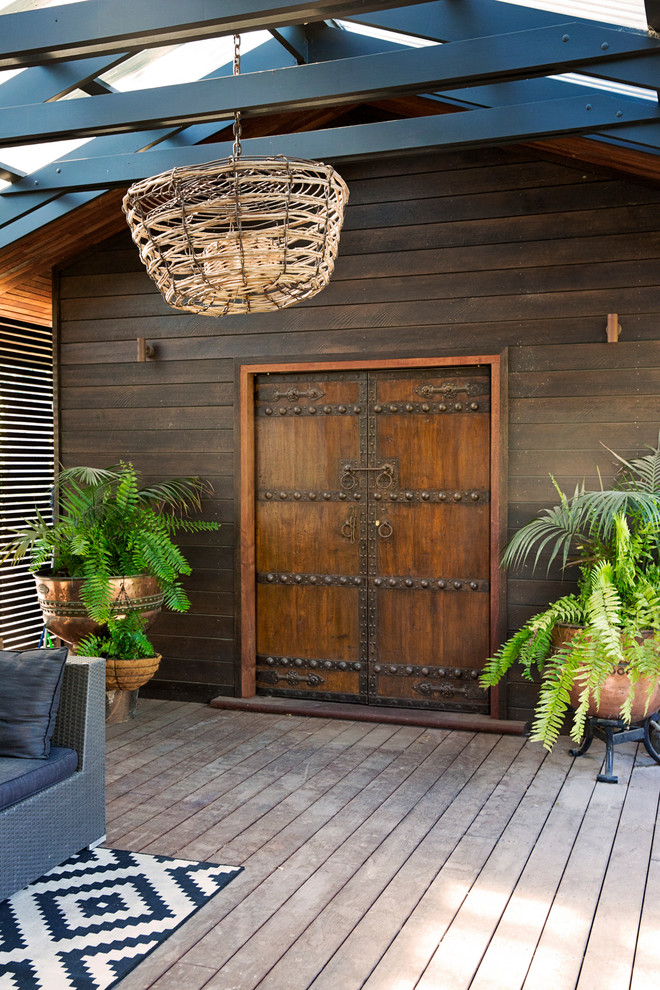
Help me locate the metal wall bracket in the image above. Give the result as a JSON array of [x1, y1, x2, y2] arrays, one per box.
[[606, 313, 621, 343], [137, 337, 155, 361]]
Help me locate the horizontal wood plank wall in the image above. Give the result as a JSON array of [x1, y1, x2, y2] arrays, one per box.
[[55, 145, 660, 718]]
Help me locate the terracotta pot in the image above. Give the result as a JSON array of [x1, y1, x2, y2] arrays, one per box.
[[34, 573, 164, 647], [105, 653, 162, 692], [552, 624, 660, 721]]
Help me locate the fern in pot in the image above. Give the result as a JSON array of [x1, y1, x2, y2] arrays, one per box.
[[480, 441, 660, 750], [4, 462, 219, 643], [77, 611, 161, 692]]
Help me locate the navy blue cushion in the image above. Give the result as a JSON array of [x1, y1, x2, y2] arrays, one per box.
[[0, 746, 78, 810], [0, 648, 69, 759]]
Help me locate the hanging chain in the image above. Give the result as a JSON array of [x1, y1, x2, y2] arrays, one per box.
[[232, 34, 242, 159]]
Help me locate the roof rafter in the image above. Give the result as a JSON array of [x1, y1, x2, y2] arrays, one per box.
[[6, 91, 659, 194], [1, 0, 660, 260], [0, 23, 657, 148], [0, 36, 296, 241], [0, 0, 433, 69], [347, 0, 606, 42], [347, 1, 660, 88], [0, 53, 132, 109]]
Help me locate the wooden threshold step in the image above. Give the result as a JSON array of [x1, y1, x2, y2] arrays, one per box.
[[209, 694, 527, 735]]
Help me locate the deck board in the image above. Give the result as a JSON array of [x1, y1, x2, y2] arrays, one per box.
[[523, 749, 635, 990], [105, 700, 660, 990], [576, 760, 660, 990], [630, 763, 660, 990]]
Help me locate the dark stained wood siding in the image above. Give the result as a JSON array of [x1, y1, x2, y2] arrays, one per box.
[[55, 145, 660, 719]]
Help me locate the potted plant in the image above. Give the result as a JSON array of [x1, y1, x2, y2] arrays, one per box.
[[4, 462, 219, 644], [480, 440, 660, 751], [77, 611, 162, 722], [78, 611, 161, 690]]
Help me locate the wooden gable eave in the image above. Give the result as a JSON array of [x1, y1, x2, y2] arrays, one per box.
[[0, 273, 52, 327], [372, 96, 660, 189], [0, 189, 126, 326]]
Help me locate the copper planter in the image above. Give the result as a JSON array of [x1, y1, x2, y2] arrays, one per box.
[[34, 573, 164, 647], [552, 624, 660, 722]]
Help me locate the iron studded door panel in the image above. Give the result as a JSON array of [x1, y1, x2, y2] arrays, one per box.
[[368, 369, 490, 712], [254, 367, 491, 712], [255, 373, 369, 701]]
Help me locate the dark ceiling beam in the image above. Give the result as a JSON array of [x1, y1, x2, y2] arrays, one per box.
[[0, 119, 229, 244], [0, 37, 297, 239], [0, 0, 434, 69], [269, 26, 309, 64], [579, 56, 660, 91], [0, 163, 24, 184], [346, 1, 579, 43], [0, 190, 113, 253], [347, 2, 660, 89], [0, 24, 656, 147], [0, 53, 131, 109], [5, 92, 659, 194]]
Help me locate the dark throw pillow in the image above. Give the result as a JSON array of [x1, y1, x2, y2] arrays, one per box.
[[0, 647, 69, 759]]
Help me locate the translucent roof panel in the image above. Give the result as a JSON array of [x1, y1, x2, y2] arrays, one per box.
[[0, 28, 273, 190], [552, 72, 657, 100], [0, 67, 25, 86], [493, 0, 647, 30], [0, 137, 92, 178], [335, 20, 439, 48], [99, 32, 272, 93], [0, 0, 85, 12]]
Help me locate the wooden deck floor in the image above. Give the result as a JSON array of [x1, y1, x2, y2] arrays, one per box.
[[106, 700, 660, 990]]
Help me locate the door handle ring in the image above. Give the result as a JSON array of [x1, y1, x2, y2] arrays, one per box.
[[377, 519, 393, 539]]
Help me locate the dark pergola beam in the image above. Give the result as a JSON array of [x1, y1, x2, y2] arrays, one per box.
[[269, 26, 309, 64], [347, 1, 578, 43], [0, 0, 434, 69], [0, 36, 297, 240], [348, 2, 660, 89], [0, 23, 657, 147], [0, 163, 24, 184], [0, 53, 131, 109], [6, 92, 659, 193]]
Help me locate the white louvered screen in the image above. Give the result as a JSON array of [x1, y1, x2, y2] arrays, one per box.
[[0, 318, 54, 650]]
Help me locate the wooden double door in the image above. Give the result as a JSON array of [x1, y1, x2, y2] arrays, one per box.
[[254, 366, 492, 713]]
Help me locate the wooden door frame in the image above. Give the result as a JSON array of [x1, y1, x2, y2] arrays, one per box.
[[237, 353, 508, 720]]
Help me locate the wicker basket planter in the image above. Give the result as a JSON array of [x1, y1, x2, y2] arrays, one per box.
[[122, 155, 348, 316], [105, 653, 162, 692]]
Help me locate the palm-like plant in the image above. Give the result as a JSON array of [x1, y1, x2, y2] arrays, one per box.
[[480, 440, 660, 750], [5, 462, 219, 622]]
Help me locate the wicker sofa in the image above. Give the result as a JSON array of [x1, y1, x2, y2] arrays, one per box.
[[0, 656, 106, 901]]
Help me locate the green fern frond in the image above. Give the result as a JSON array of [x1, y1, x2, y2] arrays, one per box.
[[482, 435, 660, 750], [4, 462, 219, 623], [480, 626, 536, 687], [529, 645, 582, 751]]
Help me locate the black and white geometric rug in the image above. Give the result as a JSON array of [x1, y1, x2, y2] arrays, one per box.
[[0, 848, 242, 990]]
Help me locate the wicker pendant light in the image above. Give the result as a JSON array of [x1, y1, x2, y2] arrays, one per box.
[[122, 37, 349, 316]]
